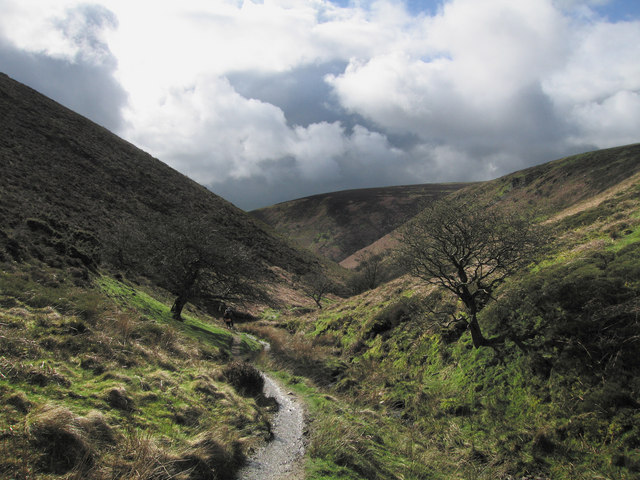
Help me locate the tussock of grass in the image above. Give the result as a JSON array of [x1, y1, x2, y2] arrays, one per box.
[[0, 266, 273, 479], [222, 361, 264, 397], [27, 404, 97, 474]]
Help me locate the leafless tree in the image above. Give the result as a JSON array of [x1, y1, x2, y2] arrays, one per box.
[[298, 272, 334, 309], [396, 196, 544, 348], [151, 219, 266, 320], [349, 252, 385, 294]]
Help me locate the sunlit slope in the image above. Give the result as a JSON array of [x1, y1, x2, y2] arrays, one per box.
[[247, 145, 640, 479]]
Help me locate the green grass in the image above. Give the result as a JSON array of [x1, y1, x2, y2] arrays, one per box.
[[0, 266, 271, 479], [247, 236, 640, 479], [97, 275, 261, 354]]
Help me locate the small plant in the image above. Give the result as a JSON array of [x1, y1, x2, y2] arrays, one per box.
[[27, 404, 94, 474], [222, 361, 264, 397]]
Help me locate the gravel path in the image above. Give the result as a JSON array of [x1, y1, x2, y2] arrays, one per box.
[[236, 373, 306, 480]]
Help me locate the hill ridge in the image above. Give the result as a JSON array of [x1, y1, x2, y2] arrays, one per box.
[[0, 71, 327, 289], [251, 182, 470, 262]]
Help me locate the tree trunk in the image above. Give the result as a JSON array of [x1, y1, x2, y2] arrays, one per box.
[[468, 316, 487, 348], [171, 294, 188, 321], [468, 315, 506, 349]]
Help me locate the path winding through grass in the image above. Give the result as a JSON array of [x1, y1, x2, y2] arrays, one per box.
[[235, 337, 306, 480]]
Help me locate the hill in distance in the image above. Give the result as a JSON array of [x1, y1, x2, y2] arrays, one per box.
[[251, 182, 469, 263], [340, 143, 640, 268]]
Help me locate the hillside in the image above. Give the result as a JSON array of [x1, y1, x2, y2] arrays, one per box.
[[250, 183, 468, 263], [240, 145, 640, 479], [341, 144, 640, 269], [0, 72, 339, 479], [0, 72, 331, 298], [3, 67, 640, 480]]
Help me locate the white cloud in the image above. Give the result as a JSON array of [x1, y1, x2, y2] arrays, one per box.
[[543, 20, 640, 105], [568, 90, 640, 147], [0, 0, 639, 209], [127, 74, 402, 191], [328, 0, 569, 139]]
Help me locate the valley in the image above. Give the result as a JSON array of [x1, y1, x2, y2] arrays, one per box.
[[1, 71, 640, 480]]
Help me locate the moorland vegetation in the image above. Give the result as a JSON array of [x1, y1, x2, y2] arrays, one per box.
[[243, 144, 640, 480], [1, 70, 640, 480]]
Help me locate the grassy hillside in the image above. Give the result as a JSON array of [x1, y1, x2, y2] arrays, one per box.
[[341, 144, 640, 270], [463, 143, 640, 216], [241, 145, 640, 479], [251, 183, 469, 263], [0, 72, 328, 291], [0, 72, 331, 479], [0, 262, 280, 479]]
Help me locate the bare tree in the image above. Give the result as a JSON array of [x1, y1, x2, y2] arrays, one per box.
[[298, 272, 333, 309], [357, 252, 383, 290], [397, 196, 543, 349], [349, 252, 385, 294], [151, 219, 266, 320]]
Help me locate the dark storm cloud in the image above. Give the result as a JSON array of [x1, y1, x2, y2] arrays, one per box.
[[226, 61, 378, 132], [225, 61, 430, 156], [0, 4, 126, 131]]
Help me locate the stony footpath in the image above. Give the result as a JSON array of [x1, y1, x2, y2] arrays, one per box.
[[233, 334, 307, 480], [236, 373, 306, 480]]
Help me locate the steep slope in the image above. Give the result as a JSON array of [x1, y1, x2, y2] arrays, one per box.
[[250, 183, 469, 262], [0, 72, 324, 285], [0, 71, 321, 480], [463, 143, 640, 215], [0, 260, 279, 479]]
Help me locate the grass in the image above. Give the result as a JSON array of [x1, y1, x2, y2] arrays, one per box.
[[0, 264, 271, 479], [97, 275, 261, 355], [241, 226, 640, 479]]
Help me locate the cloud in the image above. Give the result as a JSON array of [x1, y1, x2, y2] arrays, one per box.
[[324, 0, 638, 190], [542, 19, 640, 148], [568, 90, 640, 148], [0, 0, 638, 210], [126, 74, 410, 206], [227, 61, 351, 128], [326, 0, 572, 148], [0, 3, 127, 130]]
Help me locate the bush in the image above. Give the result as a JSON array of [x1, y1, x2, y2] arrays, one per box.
[[177, 431, 244, 480], [27, 404, 94, 474], [364, 297, 420, 339], [222, 361, 264, 397]]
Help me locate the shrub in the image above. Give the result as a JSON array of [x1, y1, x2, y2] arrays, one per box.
[[364, 296, 420, 339], [27, 404, 94, 474], [177, 430, 244, 480], [222, 361, 264, 397], [105, 386, 135, 411]]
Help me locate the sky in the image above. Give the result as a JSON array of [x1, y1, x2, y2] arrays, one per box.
[[0, 0, 639, 210]]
